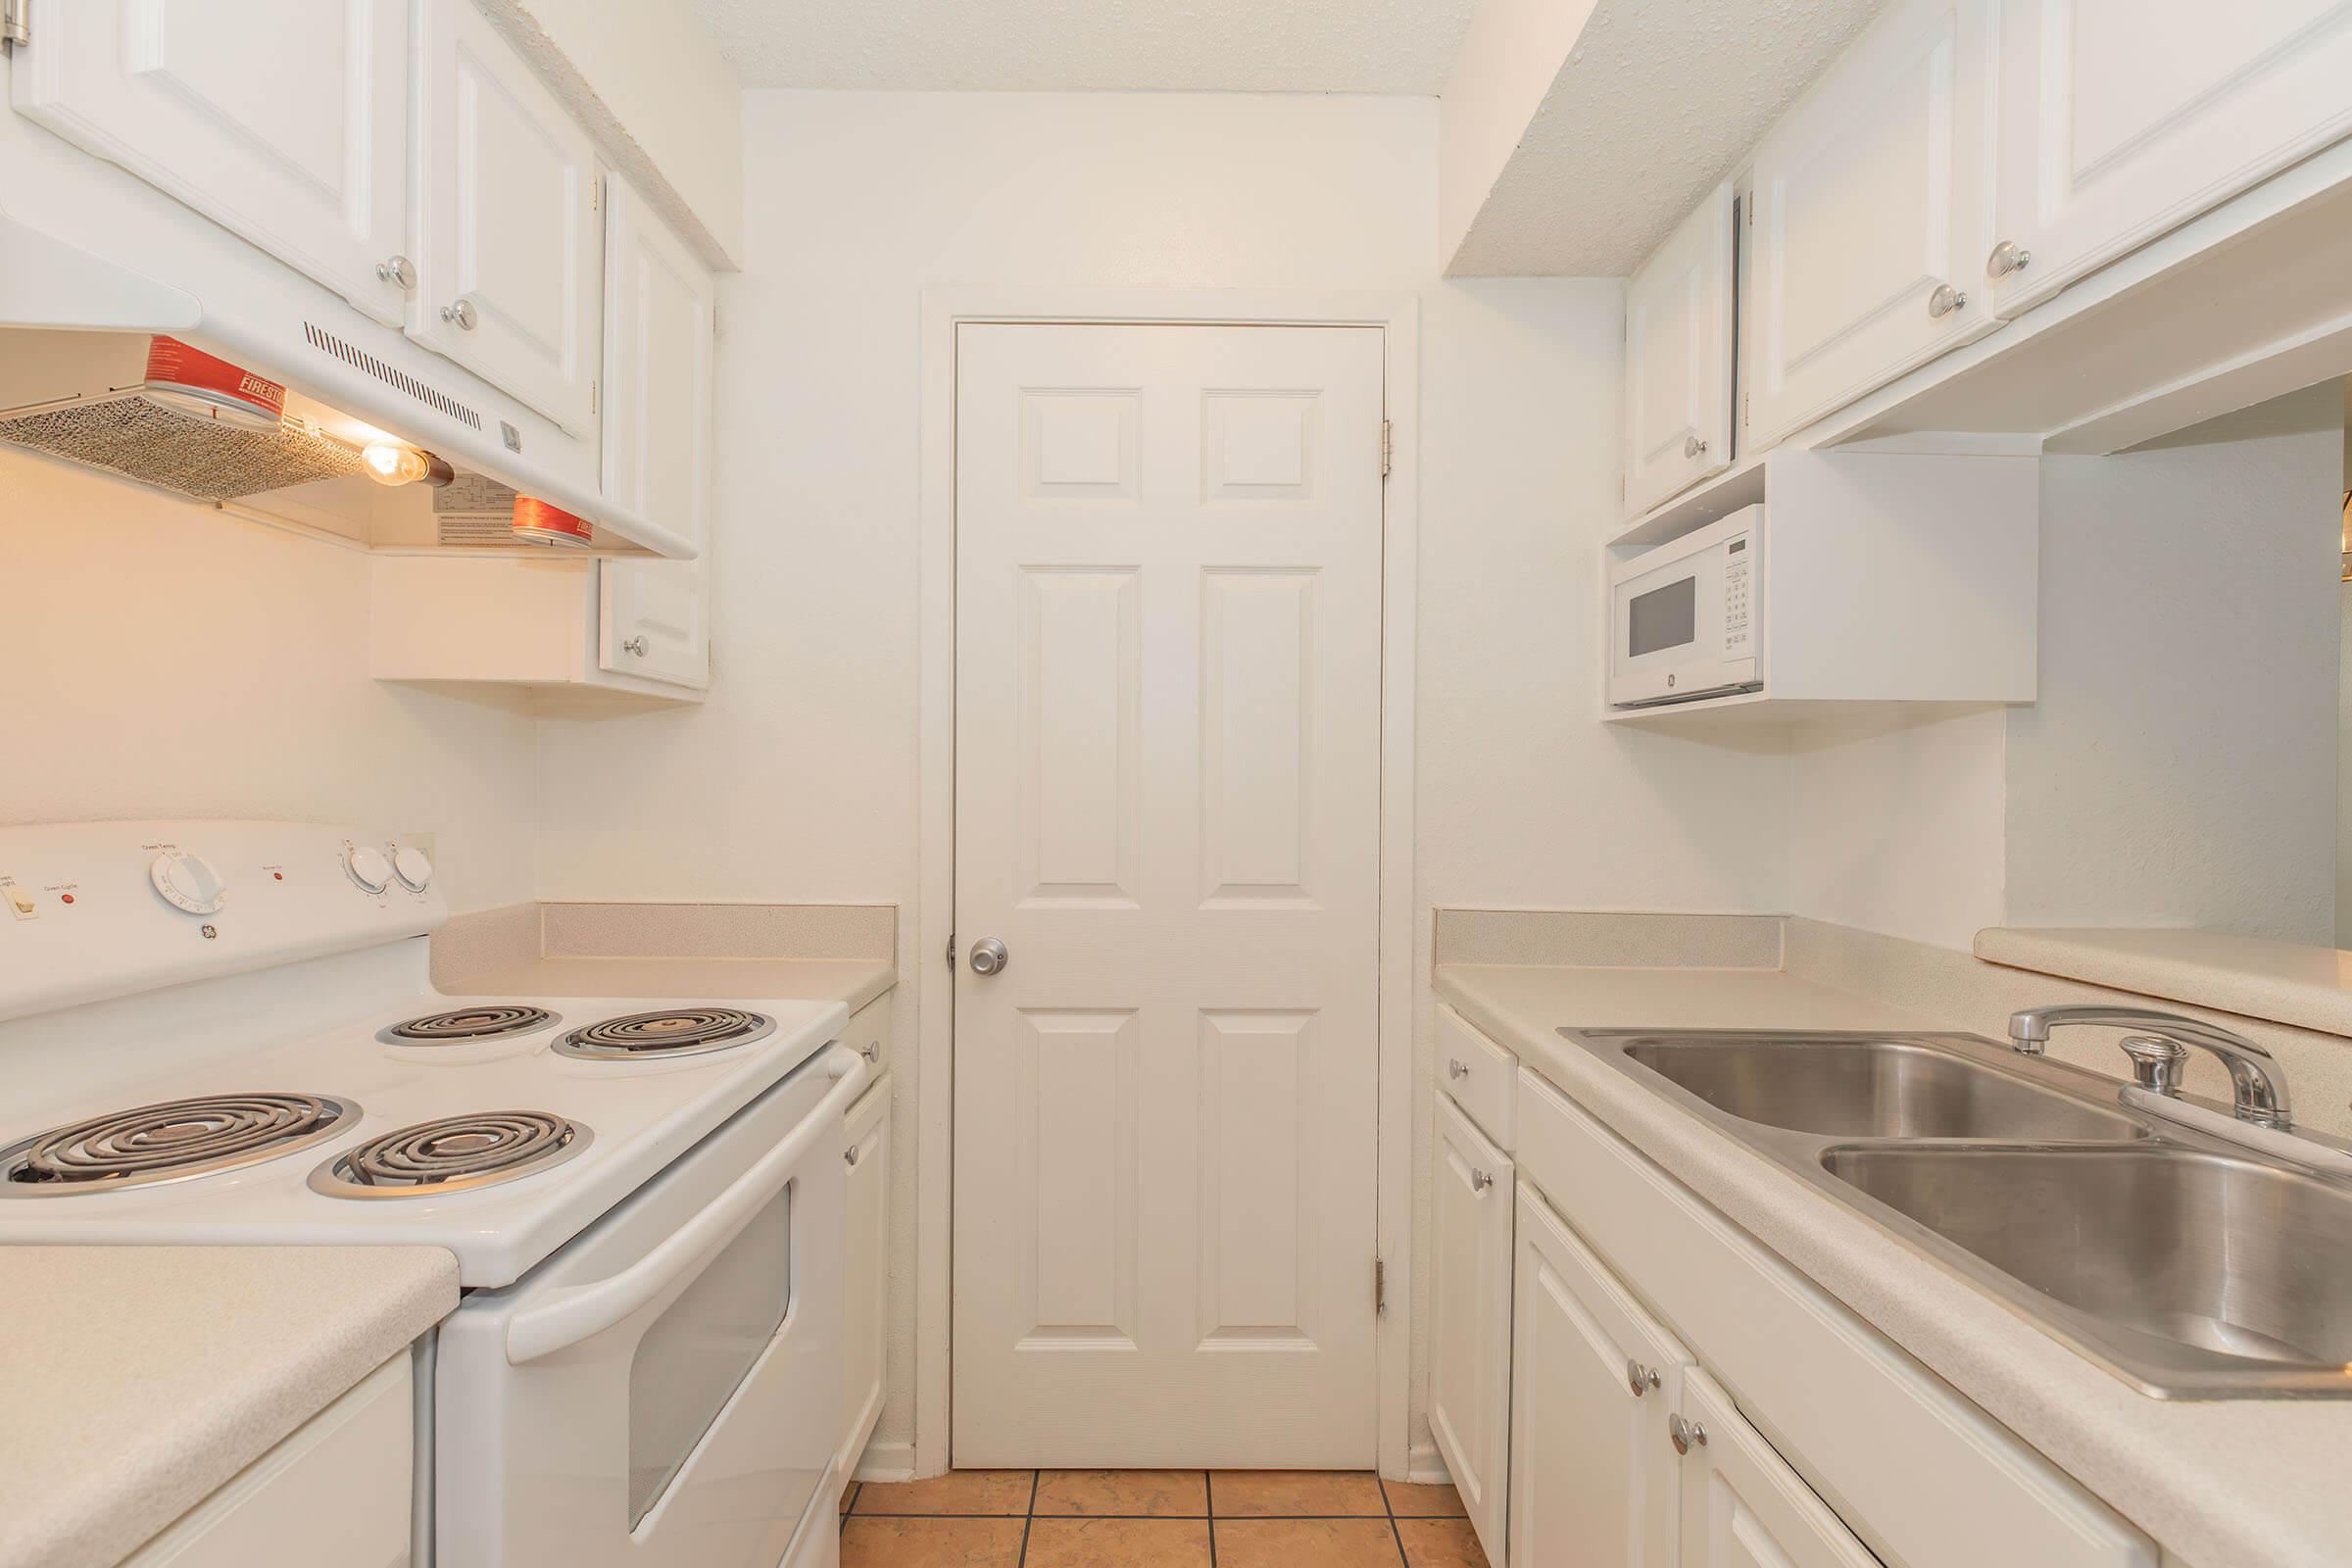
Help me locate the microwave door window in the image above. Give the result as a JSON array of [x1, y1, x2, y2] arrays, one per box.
[[1628, 576, 1697, 658]]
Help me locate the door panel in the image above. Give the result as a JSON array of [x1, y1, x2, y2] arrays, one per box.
[[1623, 183, 1735, 516], [13, 0, 411, 324], [953, 322, 1385, 1466], [1745, 0, 1999, 446], [1509, 1184, 1688, 1568], [411, 0, 600, 431], [1429, 1098, 1513, 1562], [1677, 1372, 1880, 1568], [1990, 0, 2352, 315]]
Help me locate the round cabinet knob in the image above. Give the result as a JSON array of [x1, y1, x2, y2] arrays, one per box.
[[149, 851, 227, 915], [1985, 240, 2033, 279], [1668, 1413, 1708, 1455], [345, 845, 394, 894], [375, 255, 416, 292], [1927, 281, 1967, 319], [1446, 1058, 1470, 1080], [439, 297, 479, 331], [1625, 1359, 1660, 1396], [391, 846, 434, 892], [622, 635, 649, 657], [1683, 434, 1708, 460]]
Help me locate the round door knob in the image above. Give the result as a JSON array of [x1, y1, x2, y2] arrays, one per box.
[[1683, 434, 1708, 460], [1985, 240, 2032, 279], [1927, 281, 1967, 319], [149, 851, 227, 915], [375, 255, 416, 291], [1669, 1413, 1708, 1455], [968, 937, 1009, 976], [391, 846, 434, 892], [622, 635, 649, 657], [346, 845, 394, 894], [440, 296, 479, 331]]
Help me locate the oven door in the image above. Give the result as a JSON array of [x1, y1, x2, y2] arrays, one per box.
[[435, 1049, 867, 1568], [1609, 520, 1758, 707]]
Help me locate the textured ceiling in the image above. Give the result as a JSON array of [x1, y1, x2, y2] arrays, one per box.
[[686, 0, 1480, 93], [1448, 0, 1888, 276]]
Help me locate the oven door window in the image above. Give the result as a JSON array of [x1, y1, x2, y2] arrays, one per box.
[[628, 1183, 794, 1527], [1627, 575, 1696, 658]]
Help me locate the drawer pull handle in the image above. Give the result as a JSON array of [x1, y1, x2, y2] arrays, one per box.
[[1625, 1359, 1660, 1396], [1447, 1058, 1470, 1080], [1669, 1413, 1708, 1455]]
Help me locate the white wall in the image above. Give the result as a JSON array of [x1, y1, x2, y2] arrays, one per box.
[[0, 453, 542, 914], [529, 88, 1788, 1472]]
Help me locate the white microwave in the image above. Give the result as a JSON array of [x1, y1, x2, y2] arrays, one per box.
[[1609, 506, 1762, 708]]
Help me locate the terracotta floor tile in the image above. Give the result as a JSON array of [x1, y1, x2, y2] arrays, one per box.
[[1209, 1470, 1389, 1516], [839, 1482, 858, 1516], [839, 1516, 1025, 1568], [851, 1469, 1037, 1515], [1397, 1518, 1489, 1568], [1024, 1517, 1213, 1567], [1214, 1518, 1406, 1568], [1034, 1469, 1209, 1516], [1381, 1480, 1467, 1518]]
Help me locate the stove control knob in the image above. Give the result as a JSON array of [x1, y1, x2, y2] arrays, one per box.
[[149, 851, 227, 915], [345, 845, 394, 894], [391, 845, 434, 892]]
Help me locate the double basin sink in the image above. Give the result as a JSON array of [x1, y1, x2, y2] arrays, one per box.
[[1561, 1029, 2352, 1398]]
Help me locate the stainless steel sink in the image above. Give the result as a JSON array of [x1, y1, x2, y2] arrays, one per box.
[[1621, 1036, 2141, 1142], [1563, 1027, 2352, 1397], [1823, 1145, 2352, 1388]]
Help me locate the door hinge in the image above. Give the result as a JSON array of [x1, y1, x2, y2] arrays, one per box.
[[1379, 418, 1393, 479], [1374, 1256, 1387, 1316], [2, 0, 29, 48], [945, 931, 956, 971]]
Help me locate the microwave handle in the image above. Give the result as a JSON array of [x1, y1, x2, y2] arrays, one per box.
[[504, 1047, 870, 1365]]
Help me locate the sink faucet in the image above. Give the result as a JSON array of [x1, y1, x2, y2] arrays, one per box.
[[2007, 1004, 2292, 1129]]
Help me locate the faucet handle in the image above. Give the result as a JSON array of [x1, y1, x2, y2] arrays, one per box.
[[2119, 1035, 2188, 1095]]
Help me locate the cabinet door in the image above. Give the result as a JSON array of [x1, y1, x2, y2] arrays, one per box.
[[410, 0, 601, 433], [838, 1076, 893, 1481], [1675, 1372, 1879, 1568], [597, 173, 714, 688], [1430, 1096, 1514, 1563], [1508, 1184, 1688, 1568], [1744, 0, 1999, 447], [1988, 0, 2352, 317], [1623, 183, 1735, 517], [12, 0, 412, 326]]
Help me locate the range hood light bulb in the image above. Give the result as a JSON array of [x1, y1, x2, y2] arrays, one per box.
[[361, 440, 431, 487]]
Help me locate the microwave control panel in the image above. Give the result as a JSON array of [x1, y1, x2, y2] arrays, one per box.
[[1723, 535, 1753, 655]]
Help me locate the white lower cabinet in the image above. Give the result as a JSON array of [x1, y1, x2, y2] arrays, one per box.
[[1429, 1095, 1514, 1561], [1508, 1183, 1687, 1568], [838, 1068, 893, 1483], [125, 1351, 412, 1568], [1676, 1370, 1878, 1568]]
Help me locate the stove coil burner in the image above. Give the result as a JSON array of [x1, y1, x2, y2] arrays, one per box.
[[379, 1005, 560, 1046], [0, 1094, 358, 1196], [308, 1110, 590, 1199], [554, 1007, 776, 1061]]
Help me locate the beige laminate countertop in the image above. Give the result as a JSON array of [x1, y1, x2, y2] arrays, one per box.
[[1435, 960, 2352, 1568], [0, 1246, 458, 1568], [443, 956, 896, 1012]]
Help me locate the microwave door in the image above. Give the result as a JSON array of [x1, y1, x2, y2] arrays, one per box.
[[1610, 543, 1755, 707]]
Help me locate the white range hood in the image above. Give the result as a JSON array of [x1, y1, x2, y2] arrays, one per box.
[[0, 106, 695, 561]]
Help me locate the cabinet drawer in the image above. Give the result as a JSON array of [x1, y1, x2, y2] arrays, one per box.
[[1438, 1004, 1516, 1150], [838, 993, 893, 1077], [1515, 1066, 2155, 1568]]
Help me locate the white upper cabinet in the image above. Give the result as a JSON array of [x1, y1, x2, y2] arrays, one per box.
[[1429, 1097, 1514, 1564], [410, 0, 601, 434], [11, 0, 413, 326], [1986, 0, 2352, 316], [1743, 0, 1999, 448], [1623, 183, 1736, 517], [598, 173, 714, 689], [1509, 1184, 1687, 1568]]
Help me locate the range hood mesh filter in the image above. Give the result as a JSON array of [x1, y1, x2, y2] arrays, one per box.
[[0, 391, 365, 502]]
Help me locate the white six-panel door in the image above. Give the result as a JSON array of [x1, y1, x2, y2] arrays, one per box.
[[1988, 0, 2352, 316], [410, 0, 600, 433], [952, 321, 1386, 1467], [12, 0, 413, 326]]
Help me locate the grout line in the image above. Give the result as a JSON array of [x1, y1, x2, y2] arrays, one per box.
[[1383, 1471, 1410, 1568], [1015, 1470, 1039, 1567], [1205, 1472, 1219, 1568]]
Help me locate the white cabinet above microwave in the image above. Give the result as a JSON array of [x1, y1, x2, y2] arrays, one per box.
[[1602, 449, 2038, 730]]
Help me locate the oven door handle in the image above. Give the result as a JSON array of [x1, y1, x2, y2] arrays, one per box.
[[504, 1048, 870, 1366]]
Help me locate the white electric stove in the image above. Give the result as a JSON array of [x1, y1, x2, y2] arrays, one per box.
[[0, 819, 860, 1568]]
